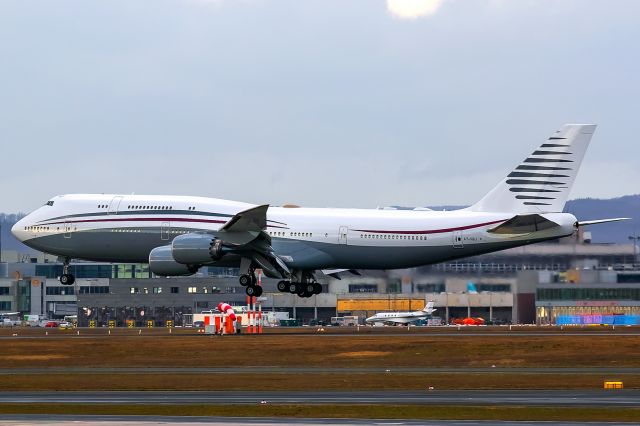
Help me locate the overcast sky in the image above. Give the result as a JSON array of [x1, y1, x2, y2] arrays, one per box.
[[1, 0, 639, 213]]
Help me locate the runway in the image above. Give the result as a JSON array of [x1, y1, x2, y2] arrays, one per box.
[[0, 416, 636, 426], [1, 367, 639, 375], [0, 390, 638, 406]]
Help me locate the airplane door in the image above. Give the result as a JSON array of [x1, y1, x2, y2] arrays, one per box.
[[161, 222, 170, 241], [64, 222, 71, 239], [108, 196, 123, 215], [338, 226, 348, 245], [453, 230, 463, 249]]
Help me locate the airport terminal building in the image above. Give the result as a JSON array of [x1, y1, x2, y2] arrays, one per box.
[[1, 236, 639, 326]]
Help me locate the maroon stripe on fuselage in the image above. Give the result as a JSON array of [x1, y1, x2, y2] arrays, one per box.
[[38, 217, 289, 229], [354, 219, 507, 235]]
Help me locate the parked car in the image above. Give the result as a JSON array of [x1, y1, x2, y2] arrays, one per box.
[[58, 321, 72, 329], [44, 321, 59, 328], [193, 321, 205, 328]]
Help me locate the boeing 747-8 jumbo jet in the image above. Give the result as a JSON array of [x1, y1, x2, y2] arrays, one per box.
[[12, 124, 626, 298]]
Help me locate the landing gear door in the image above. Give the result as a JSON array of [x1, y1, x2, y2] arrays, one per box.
[[453, 230, 463, 249], [338, 226, 348, 245], [108, 196, 123, 215], [161, 222, 170, 241]]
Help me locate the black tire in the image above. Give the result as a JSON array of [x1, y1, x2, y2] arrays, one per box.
[[312, 282, 322, 295], [305, 283, 315, 294], [60, 274, 74, 285], [277, 281, 288, 292], [245, 285, 256, 297], [288, 283, 298, 294], [254, 286, 263, 297], [239, 274, 251, 286]]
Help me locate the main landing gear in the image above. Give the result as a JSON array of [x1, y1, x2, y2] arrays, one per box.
[[59, 258, 75, 285], [277, 272, 322, 298], [239, 269, 263, 298]]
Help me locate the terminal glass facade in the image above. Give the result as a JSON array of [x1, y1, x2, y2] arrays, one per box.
[[537, 287, 640, 301]]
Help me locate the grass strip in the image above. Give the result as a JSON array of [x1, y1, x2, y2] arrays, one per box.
[[0, 373, 638, 391], [0, 404, 639, 422]]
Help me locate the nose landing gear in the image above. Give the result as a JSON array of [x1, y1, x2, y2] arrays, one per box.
[[59, 258, 75, 285]]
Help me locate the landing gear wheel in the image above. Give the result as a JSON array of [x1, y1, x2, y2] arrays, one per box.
[[312, 282, 322, 295], [239, 274, 252, 287], [288, 283, 298, 294], [304, 283, 315, 295], [60, 273, 75, 285], [253, 286, 263, 297], [277, 281, 288, 292], [245, 285, 257, 297]]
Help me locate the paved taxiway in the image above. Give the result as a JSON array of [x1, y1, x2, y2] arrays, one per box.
[[0, 417, 637, 426], [0, 390, 638, 406], [0, 414, 633, 426]]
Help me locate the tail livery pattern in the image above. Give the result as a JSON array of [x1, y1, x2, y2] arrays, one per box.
[[471, 124, 596, 214]]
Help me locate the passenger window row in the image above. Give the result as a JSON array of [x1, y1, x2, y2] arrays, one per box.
[[361, 234, 426, 240], [126, 205, 173, 210]]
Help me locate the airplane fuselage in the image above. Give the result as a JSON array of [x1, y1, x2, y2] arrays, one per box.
[[13, 193, 577, 271]]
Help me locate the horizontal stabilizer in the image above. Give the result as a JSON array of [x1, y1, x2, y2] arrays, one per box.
[[577, 218, 631, 226], [488, 214, 559, 235]]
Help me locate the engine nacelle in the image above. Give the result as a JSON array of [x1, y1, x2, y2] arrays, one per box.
[[171, 233, 226, 265], [149, 245, 198, 277]]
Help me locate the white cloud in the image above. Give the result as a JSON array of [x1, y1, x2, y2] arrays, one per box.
[[386, 0, 445, 19]]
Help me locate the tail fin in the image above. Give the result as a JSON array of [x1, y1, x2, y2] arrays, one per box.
[[470, 124, 596, 213], [423, 301, 436, 313]]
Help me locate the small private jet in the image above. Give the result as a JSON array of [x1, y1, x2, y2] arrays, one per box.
[[366, 302, 436, 325]]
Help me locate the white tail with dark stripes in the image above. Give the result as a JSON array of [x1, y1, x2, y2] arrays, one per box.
[[470, 124, 596, 214]]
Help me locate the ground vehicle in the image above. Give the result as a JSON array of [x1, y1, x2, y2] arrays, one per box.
[[44, 321, 59, 328], [58, 321, 72, 329], [0, 313, 20, 327], [193, 320, 205, 328]]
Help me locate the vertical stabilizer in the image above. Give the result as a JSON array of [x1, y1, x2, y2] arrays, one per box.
[[470, 124, 596, 213], [423, 301, 436, 313]]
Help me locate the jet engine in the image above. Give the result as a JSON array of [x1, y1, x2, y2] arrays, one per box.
[[149, 245, 198, 276], [171, 233, 228, 265]]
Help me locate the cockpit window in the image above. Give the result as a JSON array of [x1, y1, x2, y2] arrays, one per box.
[[45, 201, 54, 206]]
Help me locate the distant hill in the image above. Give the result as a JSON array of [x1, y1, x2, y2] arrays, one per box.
[[1, 195, 638, 254]]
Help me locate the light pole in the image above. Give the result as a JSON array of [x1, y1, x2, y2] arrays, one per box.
[[628, 235, 639, 266]]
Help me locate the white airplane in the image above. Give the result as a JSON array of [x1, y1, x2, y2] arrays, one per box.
[[366, 302, 436, 325], [11, 124, 627, 298]]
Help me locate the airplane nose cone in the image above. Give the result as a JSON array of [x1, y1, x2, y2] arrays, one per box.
[[11, 219, 26, 241]]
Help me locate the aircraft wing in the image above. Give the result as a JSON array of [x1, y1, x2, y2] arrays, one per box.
[[321, 269, 361, 279], [204, 204, 290, 279], [216, 205, 269, 245]]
